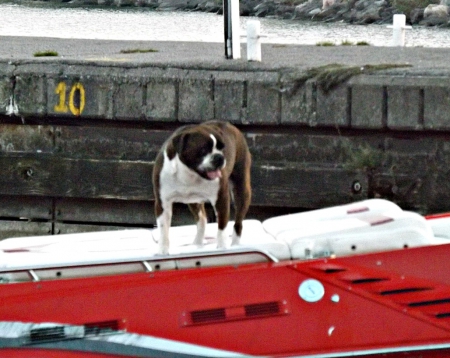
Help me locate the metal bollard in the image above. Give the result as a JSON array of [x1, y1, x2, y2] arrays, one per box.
[[387, 14, 412, 47], [246, 20, 262, 62], [224, 0, 241, 59]]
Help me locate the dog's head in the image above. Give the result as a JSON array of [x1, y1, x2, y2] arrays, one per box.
[[166, 130, 226, 180]]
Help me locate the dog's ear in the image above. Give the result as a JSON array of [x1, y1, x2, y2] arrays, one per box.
[[166, 133, 188, 160]]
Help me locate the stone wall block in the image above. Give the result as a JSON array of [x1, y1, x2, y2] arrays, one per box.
[[179, 78, 214, 122], [0, 62, 14, 115], [247, 81, 280, 124], [0, 76, 13, 115], [281, 80, 315, 125], [80, 77, 114, 119], [113, 79, 144, 120], [46, 77, 114, 119], [315, 83, 349, 127], [15, 74, 47, 116], [214, 79, 245, 123], [351, 84, 384, 128], [424, 86, 450, 130], [387, 86, 422, 130], [146, 79, 177, 121]]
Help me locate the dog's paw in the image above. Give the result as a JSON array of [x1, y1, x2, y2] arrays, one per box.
[[216, 229, 228, 250], [192, 236, 204, 247], [231, 232, 241, 246], [158, 242, 169, 255], [216, 242, 227, 250], [157, 248, 169, 256]]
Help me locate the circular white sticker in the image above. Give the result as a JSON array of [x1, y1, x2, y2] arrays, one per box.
[[299, 279, 325, 302]]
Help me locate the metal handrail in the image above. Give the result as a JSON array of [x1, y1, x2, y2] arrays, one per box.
[[0, 247, 278, 283]]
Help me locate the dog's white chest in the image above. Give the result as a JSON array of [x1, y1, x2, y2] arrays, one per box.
[[159, 154, 220, 205]]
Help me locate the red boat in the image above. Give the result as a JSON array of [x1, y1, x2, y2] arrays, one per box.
[[1, 199, 450, 358]]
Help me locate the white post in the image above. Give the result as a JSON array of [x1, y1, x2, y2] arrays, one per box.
[[247, 20, 261, 62], [231, 0, 241, 59], [224, 0, 241, 59], [388, 14, 412, 47]]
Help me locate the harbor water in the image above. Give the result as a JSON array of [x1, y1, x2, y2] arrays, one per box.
[[2, 2, 450, 47]]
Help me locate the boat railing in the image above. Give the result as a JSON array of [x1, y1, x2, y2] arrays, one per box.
[[0, 247, 278, 284]]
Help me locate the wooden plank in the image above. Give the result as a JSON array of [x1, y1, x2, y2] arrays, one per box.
[[0, 155, 366, 207], [0, 195, 52, 220], [55, 126, 170, 160], [0, 221, 52, 240], [55, 198, 153, 225], [0, 123, 171, 159], [251, 164, 367, 208], [0, 124, 53, 154], [245, 130, 387, 164], [0, 156, 153, 199], [0, 124, 378, 166]]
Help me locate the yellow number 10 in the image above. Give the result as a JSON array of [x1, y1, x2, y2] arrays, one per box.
[[54, 82, 86, 116]]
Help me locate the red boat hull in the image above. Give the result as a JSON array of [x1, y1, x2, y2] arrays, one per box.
[[1, 242, 450, 357]]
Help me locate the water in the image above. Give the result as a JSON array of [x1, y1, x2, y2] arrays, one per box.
[[2, 2, 450, 47]]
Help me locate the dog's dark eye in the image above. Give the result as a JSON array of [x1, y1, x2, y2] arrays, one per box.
[[199, 147, 209, 156]]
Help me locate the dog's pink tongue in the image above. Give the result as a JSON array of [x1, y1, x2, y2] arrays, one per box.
[[207, 169, 222, 180]]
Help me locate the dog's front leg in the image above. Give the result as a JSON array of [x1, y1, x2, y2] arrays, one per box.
[[215, 188, 230, 250], [188, 203, 207, 246], [156, 203, 172, 255]]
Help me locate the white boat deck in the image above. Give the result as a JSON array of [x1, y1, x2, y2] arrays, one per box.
[[0, 199, 448, 282]]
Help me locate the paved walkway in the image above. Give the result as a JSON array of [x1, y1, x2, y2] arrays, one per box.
[[1, 36, 450, 73]]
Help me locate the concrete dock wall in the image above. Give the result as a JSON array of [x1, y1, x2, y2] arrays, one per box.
[[4, 61, 450, 128], [1, 58, 450, 238]]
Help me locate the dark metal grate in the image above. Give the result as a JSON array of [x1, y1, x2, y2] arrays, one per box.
[[28, 320, 120, 344], [351, 278, 389, 284], [29, 326, 65, 343], [185, 300, 288, 326], [191, 308, 226, 324], [323, 268, 347, 273], [408, 298, 450, 307], [245, 301, 280, 317], [380, 287, 431, 296]]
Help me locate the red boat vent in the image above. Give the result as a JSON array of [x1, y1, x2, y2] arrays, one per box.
[[182, 300, 289, 326], [310, 263, 347, 273], [350, 277, 388, 284], [379, 287, 432, 296], [408, 298, 450, 307], [302, 260, 450, 330], [190, 308, 226, 324], [245, 301, 280, 317]]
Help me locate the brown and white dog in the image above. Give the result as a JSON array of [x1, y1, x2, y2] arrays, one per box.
[[152, 120, 252, 255]]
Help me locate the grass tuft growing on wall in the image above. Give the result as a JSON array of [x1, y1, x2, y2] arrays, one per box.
[[34, 50, 58, 57], [120, 48, 159, 54], [316, 41, 336, 46], [286, 63, 412, 95]]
